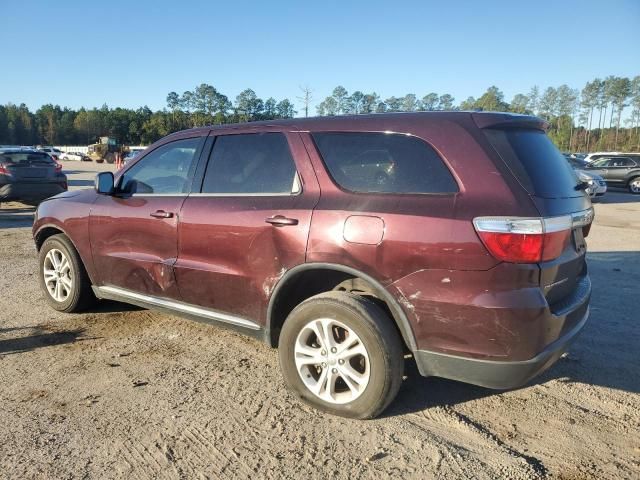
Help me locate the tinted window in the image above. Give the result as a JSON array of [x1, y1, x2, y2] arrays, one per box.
[[484, 129, 581, 199], [591, 158, 612, 167], [312, 132, 458, 194], [592, 157, 634, 167], [120, 137, 201, 194], [0, 152, 54, 164], [202, 133, 298, 194], [610, 157, 634, 167]]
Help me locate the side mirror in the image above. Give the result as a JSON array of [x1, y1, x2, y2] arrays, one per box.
[[95, 172, 115, 195]]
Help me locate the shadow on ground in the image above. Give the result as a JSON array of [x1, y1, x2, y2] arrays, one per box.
[[0, 326, 87, 355], [596, 189, 640, 204], [88, 299, 144, 314], [67, 179, 94, 187], [0, 205, 35, 228]]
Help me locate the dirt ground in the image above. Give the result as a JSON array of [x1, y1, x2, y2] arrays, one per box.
[[0, 161, 638, 479]]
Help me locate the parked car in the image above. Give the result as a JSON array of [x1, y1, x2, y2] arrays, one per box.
[[60, 151, 89, 161], [38, 147, 64, 161], [575, 169, 607, 199], [564, 156, 607, 199], [0, 149, 67, 205], [33, 112, 593, 418], [584, 155, 640, 193]]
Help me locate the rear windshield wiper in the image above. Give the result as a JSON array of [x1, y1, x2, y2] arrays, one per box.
[[574, 181, 590, 191]]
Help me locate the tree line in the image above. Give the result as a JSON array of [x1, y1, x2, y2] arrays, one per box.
[[0, 85, 297, 147], [1, 76, 639, 152], [315, 75, 640, 152]]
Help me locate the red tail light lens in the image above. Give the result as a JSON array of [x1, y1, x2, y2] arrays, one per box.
[[477, 231, 544, 263], [473, 211, 592, 264], [0, 165, 10, 175], [54, 161, 62, 172]]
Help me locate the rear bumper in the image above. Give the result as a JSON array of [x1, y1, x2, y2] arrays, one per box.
[[0, 182, 66, 202], [414, 306, 588, 389]]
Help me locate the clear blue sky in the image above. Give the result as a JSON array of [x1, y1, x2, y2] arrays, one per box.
[[1, 0, 638, 113]]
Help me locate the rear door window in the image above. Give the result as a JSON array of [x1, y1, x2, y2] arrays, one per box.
[[483, 129, 581, 198], [201, 133, 298, 194], [312, 132, 458, 194]]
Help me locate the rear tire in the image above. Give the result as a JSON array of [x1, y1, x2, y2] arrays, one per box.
[[39, 234, 95, 312], [278, 291, 404, 419], [628, 177, 640, 194]]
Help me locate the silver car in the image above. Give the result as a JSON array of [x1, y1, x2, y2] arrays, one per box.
[[576, 169, 607, 200]]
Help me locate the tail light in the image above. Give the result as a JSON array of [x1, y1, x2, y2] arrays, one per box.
[[54, 161, 63, 172], [0, 164, 11, 176], [473, 209, 593, 263]]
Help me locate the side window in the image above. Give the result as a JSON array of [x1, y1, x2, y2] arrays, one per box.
[[201, 133, 298, 194], [120, 137, 201, 194], [312, 132, 458, 194], [592, 158, 612, 167]]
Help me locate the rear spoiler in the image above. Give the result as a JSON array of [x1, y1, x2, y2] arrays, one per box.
[[471, 112, 549, 131]]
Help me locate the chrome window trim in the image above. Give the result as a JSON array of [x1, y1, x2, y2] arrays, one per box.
[[129, 193, 189, 197], [189, 192, 298, 198], [97, 286, 260, 330]]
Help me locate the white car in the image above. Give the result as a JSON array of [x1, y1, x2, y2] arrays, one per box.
[[59, 151, 86, 161], [576, 169, 607, 200], [38, 147, 64, 161]]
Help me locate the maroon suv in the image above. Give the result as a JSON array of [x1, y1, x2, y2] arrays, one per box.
[[33, 112, 592, 418]]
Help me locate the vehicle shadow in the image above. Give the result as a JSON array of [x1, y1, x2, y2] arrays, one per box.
[[596, 190, 640, 204], [86, 299, 144, 314], [61, 170, 93, 175], [0, 326, 88, 355], [67, 179, 95, 187], [0, 205, 35, 228], [386, 250, 640, 417]]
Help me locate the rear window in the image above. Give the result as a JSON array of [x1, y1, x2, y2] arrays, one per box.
[[312, 132, 458, 194], [0, 152, 54, 164], [484, 129, 580, 198]]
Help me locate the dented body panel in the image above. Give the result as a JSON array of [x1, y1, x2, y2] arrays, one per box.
[[88, 194, 185, 299]]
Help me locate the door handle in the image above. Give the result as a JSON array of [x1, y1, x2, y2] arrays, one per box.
[[265, 215, 298, 226], [150, 210, 174, 218]]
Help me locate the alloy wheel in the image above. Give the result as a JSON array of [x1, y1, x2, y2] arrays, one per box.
[[294, 318, 370, 404], [43, 248, 73, 302]]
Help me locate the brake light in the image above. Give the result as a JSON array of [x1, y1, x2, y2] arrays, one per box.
[[473, 210, 593, 263], [54, 161, 62, 172], [0, 165, 10, 175]]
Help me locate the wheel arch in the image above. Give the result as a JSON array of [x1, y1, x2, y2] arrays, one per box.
[[34, 223, 96, 284], [266, 263, 417, 351], [34, 223, 70, 251]]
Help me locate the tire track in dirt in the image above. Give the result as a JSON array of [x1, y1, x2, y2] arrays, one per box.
[[405, 406, 547, 479]]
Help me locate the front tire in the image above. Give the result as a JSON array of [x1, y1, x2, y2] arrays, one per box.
[[278, 292, 404, 419], [39, 234, 95, 312]]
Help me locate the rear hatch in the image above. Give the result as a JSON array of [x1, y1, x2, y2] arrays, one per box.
[[1, 152, 58, 181], [476, 115, 592, 308]]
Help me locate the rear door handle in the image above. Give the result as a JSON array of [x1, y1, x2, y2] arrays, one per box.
[[150, 210, 174, 218], [265, 215, 298, 226]]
